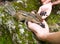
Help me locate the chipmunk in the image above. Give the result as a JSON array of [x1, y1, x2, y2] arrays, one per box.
[[4, 2, 46, 28]]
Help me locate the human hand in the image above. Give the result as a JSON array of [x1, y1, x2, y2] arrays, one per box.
[[37, 2, 52, 19], [28, 20, 49, 40]]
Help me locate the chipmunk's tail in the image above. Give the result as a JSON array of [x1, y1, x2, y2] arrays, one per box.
[[4, 2, 16, 16]]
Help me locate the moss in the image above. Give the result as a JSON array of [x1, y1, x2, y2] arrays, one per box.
[[46, 13, 60, 25]]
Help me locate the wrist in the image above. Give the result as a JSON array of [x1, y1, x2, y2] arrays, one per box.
[[37, 32, 50, 41]]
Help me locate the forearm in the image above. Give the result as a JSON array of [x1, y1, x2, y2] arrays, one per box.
[[45, 31, 60, 44], [34, 31, 60, 44], [52, 0, 60, 5]]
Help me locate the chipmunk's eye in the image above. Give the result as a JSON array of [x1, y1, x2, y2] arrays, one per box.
[[21, 13, 27, 17], [40, 11, 46, 16]]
